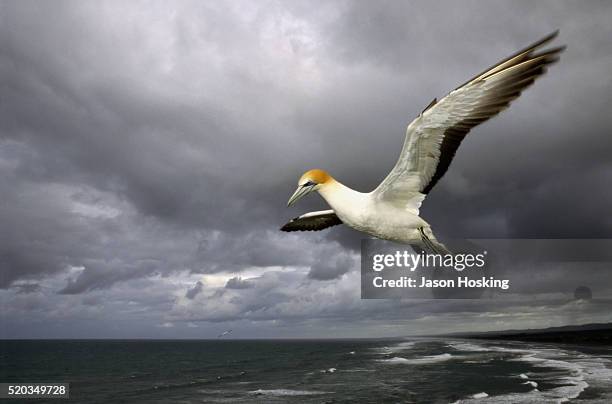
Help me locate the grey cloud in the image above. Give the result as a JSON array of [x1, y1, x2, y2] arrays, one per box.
[[1, 0, 611, 337], [225, 277, 254, 290], [308, 252, 356, 281], [185, 281, 204, 299], [59, 260, 162, 295], [11, 283, 41, 294]]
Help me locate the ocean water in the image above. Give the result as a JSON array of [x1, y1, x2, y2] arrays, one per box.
[[2, 338, 612, 403]]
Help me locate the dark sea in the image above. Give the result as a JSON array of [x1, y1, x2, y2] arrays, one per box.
[[2, 338, 612, 403]]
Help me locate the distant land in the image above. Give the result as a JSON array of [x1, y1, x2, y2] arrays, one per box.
[[446, 323, 612, 345]]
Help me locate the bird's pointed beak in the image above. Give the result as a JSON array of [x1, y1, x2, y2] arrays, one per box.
[[287, 185, 314, 207]]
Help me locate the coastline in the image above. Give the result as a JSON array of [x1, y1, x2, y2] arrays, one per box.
[[455, 324, 612, 346]]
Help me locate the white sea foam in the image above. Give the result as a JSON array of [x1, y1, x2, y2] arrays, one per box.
[[378, 356, 411, 364], [382, 340, 612, 403], [472, 392, 488, 398], [249, 389, 330, 396], [389, 341, 417, 350], [453, 343, 612, 404], [510, 351, 589, 401], [378, 353, 454, 365], [373, 341, 417, 354], [449, 342, 495, 352]]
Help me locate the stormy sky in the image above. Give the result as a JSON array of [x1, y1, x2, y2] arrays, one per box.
[[1, 0, 611, 338]]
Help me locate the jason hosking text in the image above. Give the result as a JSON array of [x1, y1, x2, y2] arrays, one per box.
[[368, 249, 510, 291]]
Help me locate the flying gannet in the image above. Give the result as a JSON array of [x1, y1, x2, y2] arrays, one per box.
[[281, 32, 564, 254], [217, 329, 232, 338]]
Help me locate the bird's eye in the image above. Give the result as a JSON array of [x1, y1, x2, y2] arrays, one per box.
[[303, 181, 316, 187]]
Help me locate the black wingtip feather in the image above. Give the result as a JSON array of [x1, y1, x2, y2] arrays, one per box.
[[280, 212, 343, 232], [421, 32, 564, 195]]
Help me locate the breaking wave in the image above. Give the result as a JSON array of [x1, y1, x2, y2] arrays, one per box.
[[378, 353, 454, 365], [449, 340, 612, 403], [249, 389, 330, 396]]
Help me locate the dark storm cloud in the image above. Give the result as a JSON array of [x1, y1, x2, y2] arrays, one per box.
[[1, 0, 611, 337], [185, 281, 204, 299], [11, 283, 41, 294], [225, 277, 254, 289], [307, 251, 356, 280], [59, 259, 163, 295]]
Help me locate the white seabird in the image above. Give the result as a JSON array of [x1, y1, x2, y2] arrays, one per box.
[[217, 329, 232, 338], [281, 32, 564, 253]]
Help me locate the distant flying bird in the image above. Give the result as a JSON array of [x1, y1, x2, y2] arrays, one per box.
[[217, 329, 232, 338], [282, 32, 564, 253]]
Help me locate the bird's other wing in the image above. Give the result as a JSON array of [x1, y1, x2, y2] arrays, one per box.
[[374, 31, 564, 204], [280, 210, 343, 232]]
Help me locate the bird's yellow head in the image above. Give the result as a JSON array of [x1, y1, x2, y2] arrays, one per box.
[[299, 169, 331, 186], [287, 169, 332, 207]]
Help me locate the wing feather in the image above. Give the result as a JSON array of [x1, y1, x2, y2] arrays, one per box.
[[374, 32, 564, 202], [280, 210, 343, 232]]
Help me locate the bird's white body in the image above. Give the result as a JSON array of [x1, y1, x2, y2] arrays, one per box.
[[318, 180, 430, 244]]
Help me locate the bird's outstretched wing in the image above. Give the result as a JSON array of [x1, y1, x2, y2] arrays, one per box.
[[280, 210, 342, 232], [374, 31, 564, 205]]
